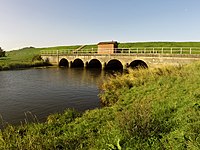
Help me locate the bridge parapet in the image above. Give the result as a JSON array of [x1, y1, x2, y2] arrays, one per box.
[[41, 47, 200, 56], [41, 47, 200, 69]]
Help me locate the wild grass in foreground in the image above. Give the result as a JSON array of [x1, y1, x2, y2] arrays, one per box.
[[0, 62, 200, 149]]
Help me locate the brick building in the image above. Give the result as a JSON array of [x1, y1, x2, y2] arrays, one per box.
[[97, 41, 118, 54]]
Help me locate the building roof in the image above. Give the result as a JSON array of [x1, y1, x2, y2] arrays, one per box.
[[97, 41, 118, 45]]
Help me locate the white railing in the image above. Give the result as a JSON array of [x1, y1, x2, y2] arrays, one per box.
[[41, 47, 200, 55]]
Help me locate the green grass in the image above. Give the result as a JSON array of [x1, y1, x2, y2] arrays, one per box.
[[0, 61, 200, 149], [0, 47, 45, 70], [39, 42, 200, 54], [118, 42, 200, 54], [0, 45, 80, 70], [118, 41, 200, 48]]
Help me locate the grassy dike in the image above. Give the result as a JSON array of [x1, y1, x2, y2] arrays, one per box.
[[0, 47, 45, 71], [0, 45, 80, 71], [0, 61, 200, 149]]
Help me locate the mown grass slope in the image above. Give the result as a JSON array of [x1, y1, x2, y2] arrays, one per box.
[[0, 61, 199, 149], [0, 45, 80, 70], [118, 41, 200, 48]]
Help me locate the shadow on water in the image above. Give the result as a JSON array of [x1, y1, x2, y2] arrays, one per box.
[[0, 68, 106, 127]]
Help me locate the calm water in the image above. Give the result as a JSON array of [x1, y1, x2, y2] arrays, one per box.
[[0, 68, 105, 126]]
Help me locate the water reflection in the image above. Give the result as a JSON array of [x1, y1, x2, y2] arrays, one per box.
[[0, 68, 104, 127]]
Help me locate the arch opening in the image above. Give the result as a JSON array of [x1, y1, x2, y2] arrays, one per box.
[[129, 60, 148, 69], [59, 58, 69, 67], [105, 59, 123, 70], [72, 59, 84, 68], [87, 59, 102, 68]]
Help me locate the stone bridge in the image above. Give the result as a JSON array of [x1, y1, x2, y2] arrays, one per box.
[[41, 49, 200, 69]]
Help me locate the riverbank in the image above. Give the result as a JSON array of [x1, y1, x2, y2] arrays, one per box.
[[0, 45, 80, 71], [0, 47, 47, 71], [0, 61, 52, 71], [0, 61, 199, 149]]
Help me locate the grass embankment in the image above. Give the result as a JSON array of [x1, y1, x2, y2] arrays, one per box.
[[119, 41, 200, 47], [0, 62, 200, 149], [58, 42, 200, 53], [80, 42, 200, 54], [118, 42, 200, 54], [0, 47, 46, 71], [0, 45, 80, 71]]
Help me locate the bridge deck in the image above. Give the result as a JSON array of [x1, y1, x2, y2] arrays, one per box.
[[41, 47, 200, 69], [41, 47, 200, 58]]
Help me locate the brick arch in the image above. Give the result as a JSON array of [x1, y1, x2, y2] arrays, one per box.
[[71, 58, 84, 68], [87, 59, 102, 68], [59, 58, 69, 67], [105, 59, 123, 70], [129, 60, 148, 69]]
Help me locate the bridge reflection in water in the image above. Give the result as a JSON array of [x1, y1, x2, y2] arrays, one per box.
[[41, 47, 200, 70]]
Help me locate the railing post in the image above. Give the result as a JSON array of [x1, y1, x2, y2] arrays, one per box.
[[153, 48, 154, 54], [137, 48, 139, 53], [57, 50, 59, 65], [171, 48, 173, 54], [180, 48, 182, 54], [190, 48, 192, 54], [129, 48, 130, 56], [162, 47, 164, 54]]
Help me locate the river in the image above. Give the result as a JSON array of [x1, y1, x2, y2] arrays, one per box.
[[0, 68, 105, 126]]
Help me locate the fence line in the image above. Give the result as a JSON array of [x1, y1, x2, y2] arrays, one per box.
[[41, 47, 200, 55]]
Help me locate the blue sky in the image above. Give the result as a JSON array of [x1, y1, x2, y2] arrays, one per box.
[[1, 0, 200, 50]]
